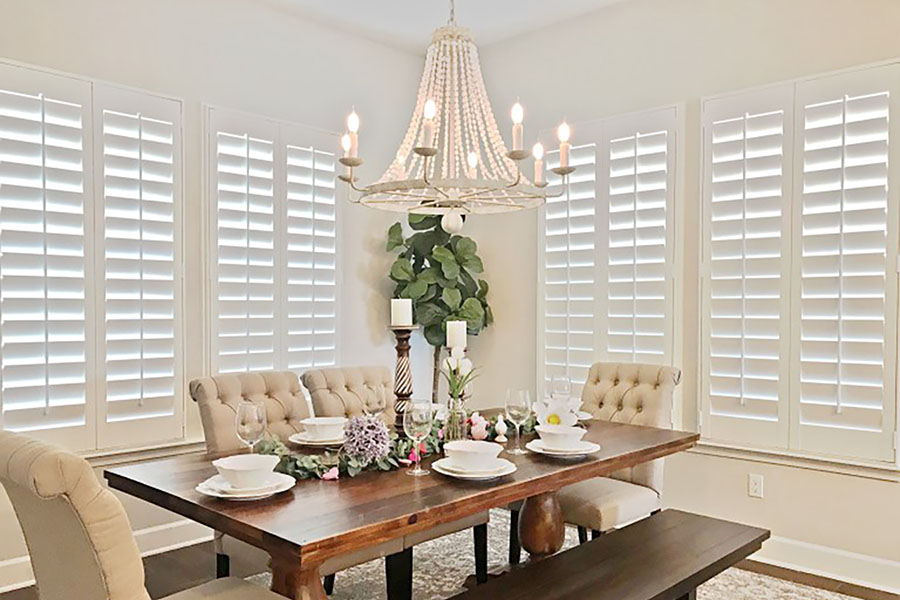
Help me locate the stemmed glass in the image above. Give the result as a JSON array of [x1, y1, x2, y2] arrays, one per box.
[[235, 402, 267, 453], [505, 389, 532, 455], [550, 375, 571, 401], [403, 402, 434, 476]]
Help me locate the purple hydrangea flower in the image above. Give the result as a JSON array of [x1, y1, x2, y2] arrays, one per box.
[[343, 415, 391, 466]]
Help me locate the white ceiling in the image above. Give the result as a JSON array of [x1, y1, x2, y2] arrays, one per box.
[[268, 0, 627, 53]]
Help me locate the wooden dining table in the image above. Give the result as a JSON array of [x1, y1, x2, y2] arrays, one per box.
[[105, 419, 698, 600]]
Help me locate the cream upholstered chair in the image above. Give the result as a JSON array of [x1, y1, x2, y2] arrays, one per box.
[[0, 430, 284, 600], [189, 370, 408, 596], [301, 366, 490, 588], [508, 362, 681, 562]]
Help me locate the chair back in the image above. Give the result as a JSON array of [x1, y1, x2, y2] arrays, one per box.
[[301, 366, 395, 423], [189, 371, 311, 453], [580, 362, 681, 495], [0, 431, 150, 600]]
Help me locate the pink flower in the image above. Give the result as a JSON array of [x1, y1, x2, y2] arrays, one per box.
[[471, 422, 489, 440], [321, 467, 339, 481], [408, 449, 419, 462], [437, 428, 444, 440], [418, 441, 427, 453]]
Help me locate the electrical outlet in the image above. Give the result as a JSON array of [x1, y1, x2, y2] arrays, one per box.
[[748, 473, 764, 498]]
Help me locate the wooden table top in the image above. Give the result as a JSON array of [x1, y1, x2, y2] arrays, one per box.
[[105, 420, 698, 564]]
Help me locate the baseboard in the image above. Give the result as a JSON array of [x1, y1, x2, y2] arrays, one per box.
[[753, 535, 900, 595], [0, 519, 213, 593]]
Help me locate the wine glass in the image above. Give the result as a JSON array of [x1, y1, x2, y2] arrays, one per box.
[[235, 402, 267, 453], [505, 389, 532, 455], [403, 402, 434, 476], [550, 375, 571, 402]]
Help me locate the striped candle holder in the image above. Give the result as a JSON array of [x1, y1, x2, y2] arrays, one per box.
[[389, 325, 419, 437]]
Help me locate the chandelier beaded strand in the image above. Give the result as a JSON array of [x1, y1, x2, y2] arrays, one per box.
[[337, 1, 575, 223]]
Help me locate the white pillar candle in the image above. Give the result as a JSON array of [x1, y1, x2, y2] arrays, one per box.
[[390, 298, 413, 327], [446, 320, 467, 349]]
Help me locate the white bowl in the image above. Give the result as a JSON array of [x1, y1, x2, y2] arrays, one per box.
[[443, 440, 503, 471], [301, 417, 347, 441], [535, 425, 586, 450], [212, 454, 279, 490]]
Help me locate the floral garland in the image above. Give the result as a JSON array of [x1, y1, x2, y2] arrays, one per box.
[[257, 413, 537, 481]]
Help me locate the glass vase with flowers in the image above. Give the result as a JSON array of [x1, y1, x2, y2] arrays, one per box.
[[440, 348, 477, 444]]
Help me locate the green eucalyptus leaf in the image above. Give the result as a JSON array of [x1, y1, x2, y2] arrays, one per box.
[[477, 279, 489, 300], [442, 287, 461, 310], [431, 245, 455, 264], [484, 304, 494, 326], [415, 301, 446, 326], [458, 268, 478, 296], [454, 236, 477, 259], [460, 254, 483, 273], [418, 267, 440, 284], [419, 284, 437, 303], [386, 222, 404, 251], [405, 279, 428, 299], [390, 257, 415, 282], [424, 323, 446, 347], [458, 297, 485, 330], [408, 214, 442, 230]]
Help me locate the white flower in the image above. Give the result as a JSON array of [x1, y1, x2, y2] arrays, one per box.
[[443, 356, 460, 371], [450, 346, 465, 359], [458, 358, 473, 376], [534, 396, 581, 427]]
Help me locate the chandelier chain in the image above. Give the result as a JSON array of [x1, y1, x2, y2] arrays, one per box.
[[448, 0, 456, 25]]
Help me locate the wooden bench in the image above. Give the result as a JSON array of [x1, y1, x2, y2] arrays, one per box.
[[456, 510, 769, 600]]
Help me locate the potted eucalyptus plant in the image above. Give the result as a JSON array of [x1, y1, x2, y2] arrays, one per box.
[[386, 214, 493, 403]]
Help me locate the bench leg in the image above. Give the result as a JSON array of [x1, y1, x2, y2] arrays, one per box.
[[214, 531, 229, 578], [677, 591, 696, 600], [591, 529, 602, 540], [474, 524, 488, 584], [323, 574, 335, 595], [509, 509, 522, 565], [577, 526, 588, 545], [385, 547, 413, 600]]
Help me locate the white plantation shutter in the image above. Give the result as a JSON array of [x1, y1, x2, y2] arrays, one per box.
[[598, 109, 677, 364], [94, 85, 183, 448], [0, 64, 94, 449], [791, 65, 900, 462], [701, 87, 793, 449], [209, 108, 339, 374], [211, 112, 277, 373], [538, 107, 679, 399], [540, 142, 597, 398], [283, 125, 338, 370]]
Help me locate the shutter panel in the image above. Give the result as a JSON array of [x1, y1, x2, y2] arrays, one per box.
[[210, 111, 277, 373], [791, 65, 900, 462], [598, 109, 677, 364], [94, 84, 183, 448], [701, 87, 793, 449], [283, 125, 338, 370], [0, 64, 94, 450], [540, 142, 597, 399]]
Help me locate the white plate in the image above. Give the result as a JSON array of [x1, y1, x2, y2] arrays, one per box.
[[288, 432, 345, 447], [439, 458, 509, 476], [433, 458, 516, 481], [196, 472, 295, 500], [526, 439, 601, 457], [576, 410, 593, 420], [203, 473, 282, 495]]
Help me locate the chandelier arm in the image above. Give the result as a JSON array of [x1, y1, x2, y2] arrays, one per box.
[[421, 155, 450, 199]]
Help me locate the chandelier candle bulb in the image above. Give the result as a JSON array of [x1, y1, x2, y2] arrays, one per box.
[[558, 122, 571, 169], [533, 142, 544, 185], [422, 99, 437, 148], [391, 298, 413, 327], [446, 320, 467, 349], [347, 111, 360, 158], [511, 102, 524, 151]]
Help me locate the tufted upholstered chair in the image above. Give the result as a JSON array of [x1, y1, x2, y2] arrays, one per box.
[[0, 430, 286, 600], [301, 366, 395, 424], [300, 366, 490, 590], [508, 362, 681, 562]]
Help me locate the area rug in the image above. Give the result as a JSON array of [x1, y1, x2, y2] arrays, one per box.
[[246, 509, 856, 600]]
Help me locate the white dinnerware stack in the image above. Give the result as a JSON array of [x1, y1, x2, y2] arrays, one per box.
[[433, 440, 516, 480], [527, 424, 601, 457], [289, 417, 348, 446], [196, 454, 295, 501]]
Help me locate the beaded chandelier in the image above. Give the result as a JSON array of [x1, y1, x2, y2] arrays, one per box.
[[338, 0, 574, 230]]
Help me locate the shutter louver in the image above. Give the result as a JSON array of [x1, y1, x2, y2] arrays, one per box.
[[793, 67, 899, 462], [95, 84, 182, 448], [214, 124, 277, 373], [284, 141, 337, 370], [702, 88, 793, 449], [541, 143, 597, 398], [0, 66, 93, 449]]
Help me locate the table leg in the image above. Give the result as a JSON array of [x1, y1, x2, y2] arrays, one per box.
[[270, 555, 327, 600], [517, 491, 565, 559]]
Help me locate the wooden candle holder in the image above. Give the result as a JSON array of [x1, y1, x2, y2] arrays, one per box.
[[389, 325, 418, 437]]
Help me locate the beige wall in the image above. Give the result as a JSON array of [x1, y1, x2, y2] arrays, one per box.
[[0, 0, 426, 589], [476, 0, 900, 591]]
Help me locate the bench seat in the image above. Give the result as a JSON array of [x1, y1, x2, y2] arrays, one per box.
[[456, 510, 769, 600]]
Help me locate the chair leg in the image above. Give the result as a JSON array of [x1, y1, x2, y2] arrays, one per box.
[[473, 523, 488, 584], [508, 509, 522, 565], [385, 547, 413, 600], [323, 574, 335, 595], [591, 529, 602, 540], [577, 526, 588, 544]]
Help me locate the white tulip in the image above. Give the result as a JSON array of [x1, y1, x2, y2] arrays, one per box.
[[450, 346, 465, 360], [443, 356, 459, 371], [459, 358, 473, 376]]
